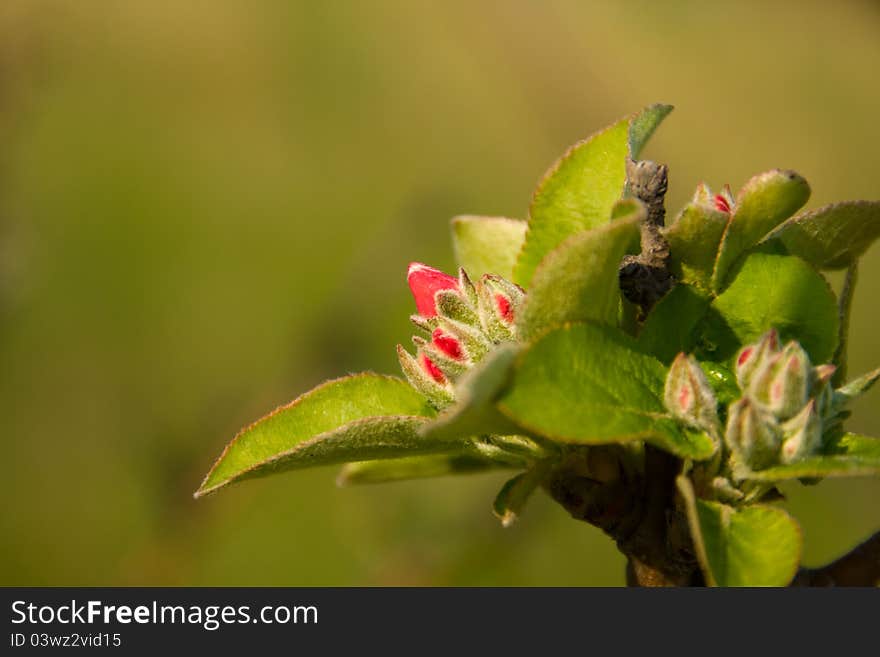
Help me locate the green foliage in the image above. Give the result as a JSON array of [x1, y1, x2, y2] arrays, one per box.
[[197, 374, 444, 496], [338, 453, 509, 486], [497, 322, 716, 459], [517, 200, 642, 340], [711, 170, 811, 291], [742, 432, 880, 482], [678, 476, 801, 586], [701, 251, 839, 363], [768, 201, 880, 269], [452, 215, 528, 280], [513, 105, 671, 287], [198, 105, 880, 586]]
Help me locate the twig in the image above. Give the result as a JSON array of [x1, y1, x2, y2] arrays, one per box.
[[791, 530, 880, 586], [619, 159, 674, 316]]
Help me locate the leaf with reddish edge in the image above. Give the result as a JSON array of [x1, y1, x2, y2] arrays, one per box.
[[195, 373, 468, 497]]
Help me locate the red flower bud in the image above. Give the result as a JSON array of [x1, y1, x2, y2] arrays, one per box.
[[407, 263, 460, 318], [431, 328, 464, 360], [420, 352, 446, 383]]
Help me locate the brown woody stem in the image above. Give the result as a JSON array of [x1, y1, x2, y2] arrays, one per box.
[[791, 530, 880, 586]]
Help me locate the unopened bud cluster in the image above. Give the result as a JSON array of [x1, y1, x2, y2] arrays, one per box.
[[397, 263, 525, 408], [726, 330, 831, 472], [664, 329, 878, 502]]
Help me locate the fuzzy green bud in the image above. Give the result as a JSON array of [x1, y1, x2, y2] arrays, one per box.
[[779, 400, 823, 465], [664, 353, 720, 438], [396, 344, 454, 408], [734, 329, 780, 391], [725, 397, 782, 473], [750, 341, 811, 420]]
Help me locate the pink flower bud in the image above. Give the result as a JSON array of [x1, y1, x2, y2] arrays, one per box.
[[714, 194, 731, 213], [725, 397, 781, 473], [407, 262, 460, 318], [664, 353, 720, 438], [780, 400, 822, 464], [735, 329, 779, 390], [495, 294, 514, 323], [431, 328, 464, 360]]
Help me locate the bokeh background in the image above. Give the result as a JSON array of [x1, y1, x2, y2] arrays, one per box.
[[1, 0, 879, 586]]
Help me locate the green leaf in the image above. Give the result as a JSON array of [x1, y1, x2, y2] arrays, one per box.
[[337, 453, 509, 486], [767, 201, 880, 270], [517, 200, 642, 340], [712, 170, 811, 291], [700, 252, 839, 364], [678, 476, 802, 586], [420, 343, 523, 443], [664, 201, 728, 291], [451, 215, 528, 279], [741, 432, 880, 482], [493, 464, 549, 527], [637, 284, 711, 363], [514, 117, 630, 287], [835, 367, 880, 404], [196, 373, 453, 497], [497, 322, 716, 459], [629, 103, 674, 159]]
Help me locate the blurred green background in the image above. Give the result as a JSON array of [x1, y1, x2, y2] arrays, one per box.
[[1, 1, 878, 586]]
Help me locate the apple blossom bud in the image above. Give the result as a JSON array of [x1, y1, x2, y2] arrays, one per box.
[[431, 327, 464, 360], [412, 336, 467, 376], [407, 262, 460, 318], [476, 274, 524, 340], [457, 267, 479, 307], [397, 344, 454, 408], [770, 342, 811, 419], [811, 364, 837, 418], [725, 397, 782, 472], [692, 182, 713, 205], [435, 288, 479, 325], [664, 353, 720, 437], [735, 329, 780, 390], [436, 316, 491, 362], [780, 400, 823, 464]]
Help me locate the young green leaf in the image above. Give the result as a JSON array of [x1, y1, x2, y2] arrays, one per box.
[[700, 252, 839, 364], [628, 103, 674, 159], [517, 200, 642, 340], [196, 374, 452, 497], [493, 464, 549, 527], [678, 476, 802, 586], [419, 343, 523, 443], [513, 119, 629, 287], [451, 215, 528, 280], [664, 202, 728, 291], [497, 322, 716, 459], [637, 284, 711, 364], [337, 453, 510, 486], [767, 201, 880, 270], [741, 432, 880, 482], [712, 170, 811, 291], [514, 106, 673, 288]]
